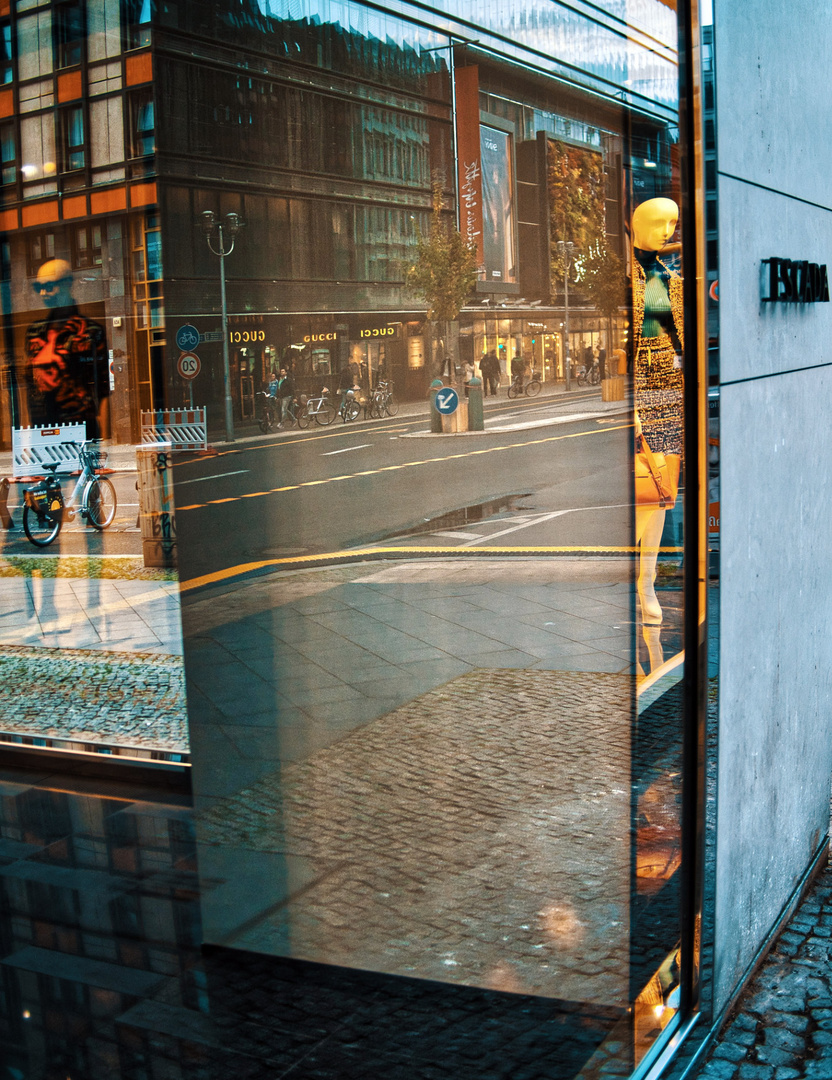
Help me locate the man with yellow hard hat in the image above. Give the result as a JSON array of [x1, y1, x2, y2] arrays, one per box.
[[25, 259, 110, 438]]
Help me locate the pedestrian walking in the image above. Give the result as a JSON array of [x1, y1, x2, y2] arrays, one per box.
[[481, 351, 500, 396], [275, 366, 294, 428]]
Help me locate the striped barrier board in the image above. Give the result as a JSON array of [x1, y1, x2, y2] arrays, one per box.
[[140, 408, 207, 451], [12, 424, 86, 478]]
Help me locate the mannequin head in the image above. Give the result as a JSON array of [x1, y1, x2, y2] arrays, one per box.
[[34, 259, 74, 308], [632, 198, 679, 252]]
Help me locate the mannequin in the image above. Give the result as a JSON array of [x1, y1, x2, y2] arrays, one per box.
[[631, 198, 684, 624]]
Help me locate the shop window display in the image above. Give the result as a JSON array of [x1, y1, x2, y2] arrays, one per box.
[[0, 0, 703, 1077]]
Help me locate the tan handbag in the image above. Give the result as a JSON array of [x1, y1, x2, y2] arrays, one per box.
[[636, 434, 680, 509]]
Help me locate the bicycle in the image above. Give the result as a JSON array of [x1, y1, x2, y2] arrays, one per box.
[[339, 387, 361, 422], [22, 441, 117, 547], [258, 392, 303, 432], [368, 380, 399, 418], [507, 370, 542, 398], [300, 387, 336, 427], [257, 392, 278, 433], [577, 360, 601, 386]]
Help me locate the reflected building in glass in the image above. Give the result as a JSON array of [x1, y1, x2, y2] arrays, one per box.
[[0, 1, 708, 1079]]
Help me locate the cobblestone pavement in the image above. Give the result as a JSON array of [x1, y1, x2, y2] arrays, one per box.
[[198, 667, 634, 1005], [698, 863, 832, 1080], [0, 644, 188, 751], [0, 574, 188, 753]]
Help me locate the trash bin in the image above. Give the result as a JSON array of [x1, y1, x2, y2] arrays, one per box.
[[136, 444, 177, 569]]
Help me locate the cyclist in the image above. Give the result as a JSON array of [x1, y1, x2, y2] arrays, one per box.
[[510, 353, 525, 394]]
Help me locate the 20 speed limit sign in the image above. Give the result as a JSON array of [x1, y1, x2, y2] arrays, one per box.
[[177, 352, 201, 380]]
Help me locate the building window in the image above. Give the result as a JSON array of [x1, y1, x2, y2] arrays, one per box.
[[0, 123, 16, 186], [55, 1, 84, 69], [26, 231, 57, 278], [0, 21, 13, 84], [129, 90, 154, 157], [61, 106, 85, 171], [123, 0, 152, 50], [72, 222, 102, 269]]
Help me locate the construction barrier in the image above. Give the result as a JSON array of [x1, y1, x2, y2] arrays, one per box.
[[141, 407, 207, 451], [12, 424, 86, 478]]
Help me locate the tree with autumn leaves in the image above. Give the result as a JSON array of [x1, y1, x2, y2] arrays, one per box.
[[547, 140, 626, 356], [405, 177, 478, 383]]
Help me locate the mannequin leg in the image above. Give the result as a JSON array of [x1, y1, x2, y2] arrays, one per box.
[[636, 506, 667, 624]]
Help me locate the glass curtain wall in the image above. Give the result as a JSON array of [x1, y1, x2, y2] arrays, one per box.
[[0, 0, 184, 766], [167, 1, 704, 1078], [0, 0, 705, 1076]]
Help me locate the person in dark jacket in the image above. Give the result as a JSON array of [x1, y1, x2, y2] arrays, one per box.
[[275, 367, 294, 428]]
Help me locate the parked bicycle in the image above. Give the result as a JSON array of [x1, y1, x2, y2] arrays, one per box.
[[257, 391, 303, 432], [368, 380, 399, 418], [299, 387, 336, 427], [22, 441, 117, 547], [507, 369, 542, 398], [576, 359, 601, 386], [339, 386, 362, 422]]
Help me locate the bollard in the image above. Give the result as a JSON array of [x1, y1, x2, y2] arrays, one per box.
[[0, 477, 13, 528], [467, 377, 484, 431], [429, 378, 443, 433], [136, 443, 177, 569]]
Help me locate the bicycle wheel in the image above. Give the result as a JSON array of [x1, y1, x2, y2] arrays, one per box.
[[577, 371, 588, 387], [370, 396, 383, 419], [85, 476, 117, 530], [259, 407, 273, 433], [23, 502, 62, 546], [525, 380, 541, 397], [345, 398, 361, 421], [297, 405, 310, 429], [590, 367, 601, 385], [384, 394, 399, 416], [316, 401, 336, 426], [507, 382, 519, 399]]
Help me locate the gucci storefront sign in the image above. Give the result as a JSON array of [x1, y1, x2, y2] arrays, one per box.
[[762, 257, 830, 303]]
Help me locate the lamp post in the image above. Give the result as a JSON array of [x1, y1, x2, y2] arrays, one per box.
[[556, 240, 575, 390], [201, 210, 243, 443]]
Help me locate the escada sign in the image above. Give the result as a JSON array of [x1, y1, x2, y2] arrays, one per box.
[[762, 257, 830, 303]]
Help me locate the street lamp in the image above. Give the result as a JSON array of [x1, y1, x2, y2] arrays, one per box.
[[556, 240, 575, 390], [201, 210, 243, 442]]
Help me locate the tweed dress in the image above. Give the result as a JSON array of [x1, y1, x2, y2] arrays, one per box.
[[633, 249, 684, 459]]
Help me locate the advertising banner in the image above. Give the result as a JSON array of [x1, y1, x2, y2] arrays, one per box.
[[480, 124, 517, 285]]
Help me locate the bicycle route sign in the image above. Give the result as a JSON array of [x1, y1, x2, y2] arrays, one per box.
[[177, 352, 201, 380], [434, 387, 459, 414], [176, 324, 201, 351]]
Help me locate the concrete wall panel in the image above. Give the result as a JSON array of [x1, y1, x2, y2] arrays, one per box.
[[714, 0, 832, 208], [713, 0, 832, 1016], [719, 177, 832, 385]]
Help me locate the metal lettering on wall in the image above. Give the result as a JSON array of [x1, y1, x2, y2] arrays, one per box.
[[761, 258, 831, 303]]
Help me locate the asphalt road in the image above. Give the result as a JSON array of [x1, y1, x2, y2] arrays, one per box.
[[172, 394, 634, 586]]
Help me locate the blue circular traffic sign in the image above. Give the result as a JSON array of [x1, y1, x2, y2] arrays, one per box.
[[434, 387, 459, 415], [176, 324, 200, 351]]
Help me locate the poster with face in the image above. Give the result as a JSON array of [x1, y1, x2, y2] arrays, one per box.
[[480, 125, 517, 286]]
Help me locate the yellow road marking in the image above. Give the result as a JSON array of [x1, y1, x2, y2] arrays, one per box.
[[179, 542, 682, 592], [177, 423, 633, 512]]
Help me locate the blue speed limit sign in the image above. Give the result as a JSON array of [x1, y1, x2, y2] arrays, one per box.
[[434, 387, 459, 414], [176, 324, 200, 351]]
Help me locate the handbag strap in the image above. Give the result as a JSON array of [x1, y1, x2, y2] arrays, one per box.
[[638, 433, 672, 502]]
